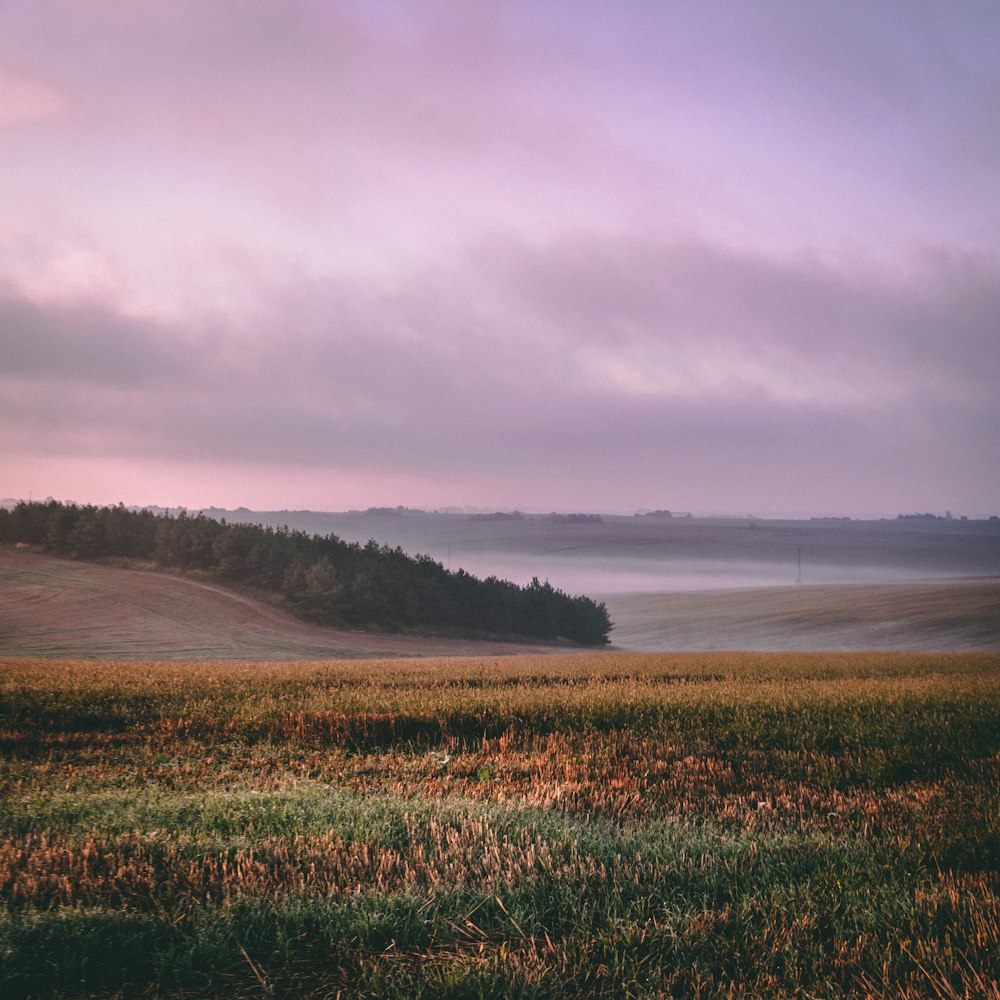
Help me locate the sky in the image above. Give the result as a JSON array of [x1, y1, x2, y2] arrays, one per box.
[[2, 0, 999, 518]]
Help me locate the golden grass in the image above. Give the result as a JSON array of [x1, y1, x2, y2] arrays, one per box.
[[1, 651, 998, 998]]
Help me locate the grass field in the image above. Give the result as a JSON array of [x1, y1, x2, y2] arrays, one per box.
[[2, 652, 998, 998]]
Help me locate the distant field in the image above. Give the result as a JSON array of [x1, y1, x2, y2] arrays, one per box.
[[0, 548, 562, 660], [602, 579, 1000, 652], [3, 547, 998, 658], [1, 652, 997, 997]]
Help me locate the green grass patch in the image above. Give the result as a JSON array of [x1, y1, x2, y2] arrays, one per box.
[[1, 652, 998, 997]]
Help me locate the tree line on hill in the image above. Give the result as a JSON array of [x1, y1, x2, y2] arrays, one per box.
[[0, 501, 612, 645]]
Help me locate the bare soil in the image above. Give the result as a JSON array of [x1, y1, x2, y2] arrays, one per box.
[[0, 548, 565, 660], [601, 579, 1000, 651], [4, 547, 997, 658]]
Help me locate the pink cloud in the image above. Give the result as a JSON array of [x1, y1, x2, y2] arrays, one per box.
[[0, 63, 65, 127], [1, 2, 998, 516]]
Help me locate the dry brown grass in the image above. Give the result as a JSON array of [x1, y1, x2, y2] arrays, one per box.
[[1, 651, 998, 998]]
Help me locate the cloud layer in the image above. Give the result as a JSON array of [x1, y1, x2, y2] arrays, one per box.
[[2, 1, 998, 515]]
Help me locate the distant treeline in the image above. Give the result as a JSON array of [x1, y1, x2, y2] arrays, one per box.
[[0, 501, 612, 645]]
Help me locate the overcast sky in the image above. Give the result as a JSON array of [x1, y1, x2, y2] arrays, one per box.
[[2, 1, 998, 517]]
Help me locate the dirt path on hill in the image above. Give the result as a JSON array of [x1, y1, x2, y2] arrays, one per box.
[[0, 548, 564, 660]]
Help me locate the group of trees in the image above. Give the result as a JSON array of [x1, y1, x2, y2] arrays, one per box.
[[0, 501, 612, 645]]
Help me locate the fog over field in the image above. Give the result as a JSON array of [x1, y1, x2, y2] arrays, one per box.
[[203, 507, 1000, 594]]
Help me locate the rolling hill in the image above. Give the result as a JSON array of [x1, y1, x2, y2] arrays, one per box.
[[3, 546, 998, 658], [601, 579, 1000, 652], [0, 548, 566, 660]]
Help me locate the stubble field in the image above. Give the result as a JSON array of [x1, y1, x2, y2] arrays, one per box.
[[2, 652, 998, 998], [604, 580, 1000, 652], [0, 549, 562, 660], [3, 548, 999, 658]]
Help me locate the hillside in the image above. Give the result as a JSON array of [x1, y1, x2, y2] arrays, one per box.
[[0, 548, 570, 660], [4, 547, 999, 658], [602, 579, 1000, 652], [0, 502, 611, 646]]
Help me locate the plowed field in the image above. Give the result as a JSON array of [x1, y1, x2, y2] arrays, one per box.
[[0, 548, 561, 659]]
